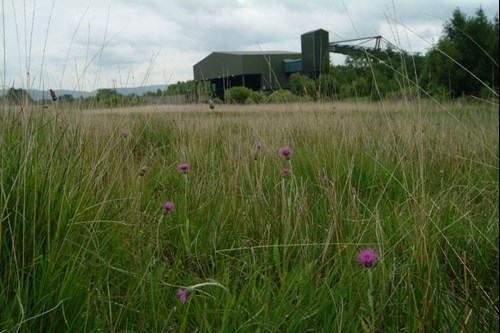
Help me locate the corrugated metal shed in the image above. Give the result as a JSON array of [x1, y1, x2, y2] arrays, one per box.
[[193, 51, 301, 99], [193, 29, 331, 100]]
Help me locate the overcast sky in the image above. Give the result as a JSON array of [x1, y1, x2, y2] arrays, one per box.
[[1, 0, 498, 92]]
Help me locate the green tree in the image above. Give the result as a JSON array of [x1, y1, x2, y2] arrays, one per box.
[[333, 42, 426, 101], [289, 73, 316, 98], [166, 80, 212, 99], [318, 73, 336, 100], [4, 88, 34, 104], [95, 89, 122, 107], [423, 7, 499, 98]]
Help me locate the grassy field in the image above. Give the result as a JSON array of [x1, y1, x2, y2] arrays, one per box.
[[1, 100, 498, 332]]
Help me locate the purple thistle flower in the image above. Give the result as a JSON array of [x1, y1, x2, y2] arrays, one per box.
[[254, 143, 262, 160], [321, 175, 328, 185], [176, 288, 191, 304], [279, 146, 292, 159], [178, 163, 190, 173], [163, 201, 174, 214], [281, 168, 290, 176], [356, 248, 379, 268], [121, 130, 129, 138]]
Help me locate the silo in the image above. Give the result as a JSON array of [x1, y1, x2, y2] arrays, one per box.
[[301, 29, 329, 79]]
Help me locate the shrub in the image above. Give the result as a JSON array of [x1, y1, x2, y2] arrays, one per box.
[[289, 73, 316, 98], [245, 91, 265, 104], [266, 90, 302, 103], [225, 86, 254, 104]]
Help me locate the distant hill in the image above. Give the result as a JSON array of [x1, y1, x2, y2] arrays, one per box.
[[1, 84, 168, 101]]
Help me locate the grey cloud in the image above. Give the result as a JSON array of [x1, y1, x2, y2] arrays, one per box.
[[3, 0, 498, 90]]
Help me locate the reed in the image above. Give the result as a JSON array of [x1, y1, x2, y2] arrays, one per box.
[[1, 100, 497, 332]]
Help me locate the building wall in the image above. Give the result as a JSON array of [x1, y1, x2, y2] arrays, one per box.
[[193, 51, 301, 99], [241, 53, 301, 90], [301, 29, 329, 78], [193, 29, 331, 92]]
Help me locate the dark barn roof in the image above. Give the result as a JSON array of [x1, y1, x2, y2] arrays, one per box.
[[193, 51, 301, 80]]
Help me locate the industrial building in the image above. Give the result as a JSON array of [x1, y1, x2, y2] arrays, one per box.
[[193, 29, 330, 100]]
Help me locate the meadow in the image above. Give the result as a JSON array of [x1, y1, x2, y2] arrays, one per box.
[[0, 100, 498, 332]]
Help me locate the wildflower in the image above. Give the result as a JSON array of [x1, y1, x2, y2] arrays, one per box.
[[121, 130, 129, 138], [351, 187, 357, 199], [163, 201, 174, 214], [321, 175, 328, 185], [139, 166, 147, 177], [356, 248, 379, 268], [254, 143, 262, 160], [178, 163, 190, 173], [281, 168, 290, 176], [176, 288, 191, 304], [49, 89, 57, 101], [175, 281, 227, 304], [279, 146, 292, 160], [243, 239, 252, 246], [439, 169, 444, 178], [208, 99, 215, 110]]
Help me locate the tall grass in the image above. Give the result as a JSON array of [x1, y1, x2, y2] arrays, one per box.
[[1, 100, 498, 332]]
